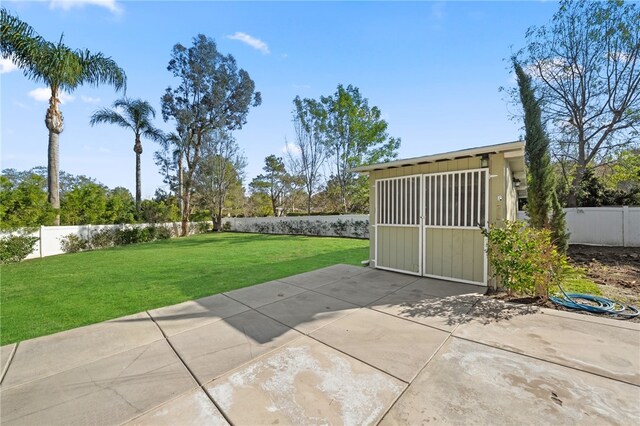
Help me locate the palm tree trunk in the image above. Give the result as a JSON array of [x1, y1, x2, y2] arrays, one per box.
[[134, 137, 143, 211], [45, 95, 63, 225], [47, 130, 60, 225]]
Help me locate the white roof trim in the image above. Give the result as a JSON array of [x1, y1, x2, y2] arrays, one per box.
[[351, 141, 525, 173]]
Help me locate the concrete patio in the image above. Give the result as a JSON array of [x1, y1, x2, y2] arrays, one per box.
[[1, 265, 639, 425]]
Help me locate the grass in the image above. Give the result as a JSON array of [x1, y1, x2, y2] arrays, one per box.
[[0, 232, 368, 345], [559, 276, 602, 295]]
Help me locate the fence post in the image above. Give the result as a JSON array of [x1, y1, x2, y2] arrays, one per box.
[[622, 206, 629, 248], [39, 225, 44, 258]]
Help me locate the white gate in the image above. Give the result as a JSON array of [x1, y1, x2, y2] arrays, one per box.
[[374, 169, 489, 285]]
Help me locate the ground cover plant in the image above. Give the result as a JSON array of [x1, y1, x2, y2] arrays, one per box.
[[0, 232, 368, 345]]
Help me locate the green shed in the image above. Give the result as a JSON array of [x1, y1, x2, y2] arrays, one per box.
[[352, 141, 527, 287]]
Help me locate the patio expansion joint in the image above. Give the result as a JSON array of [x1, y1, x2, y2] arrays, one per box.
[[222, 282, 308, 309], [145, 310, 236, 426], [0, 326, 169, 392], [364, 304, 463, 335], [292, 274, 422, 309], [0, 342, 18, 386], [222, 295, 407, 385], [375, 328, 457, 425], [449, 334, 640, 388], [303, 328, 413, 386]]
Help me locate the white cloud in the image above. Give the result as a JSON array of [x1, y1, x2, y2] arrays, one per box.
[[226, 32, 270, 55], [28, 87, 75, 105], [282, 142, 301, 155], [49, 0, 123, 14], [81, 95, 101, 104], [527, 58, 582, 81], [0, 58, 18, 74]]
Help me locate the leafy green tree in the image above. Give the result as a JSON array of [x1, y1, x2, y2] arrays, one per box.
[[139, 198, 180, 224], [90, 98, 163, 210], [194, 131, 246, 230], [245, 192, 273, 217], [59, 171, 97, 198], [320, 84, 400, 212], [250, 155, 289, 216], [106, 187, 136, 224], [575, 168, 640, 206], [61, 182, 109, 225], [161, 34, 261, 235], [515, 0, 640, 207], [603, 149, 640, 191], [1, 8, 126, 224], [288, 96, 328, 214], [514, 60, 568, 252], [0, 173, 55, 229], [154, 132, 184, 212]]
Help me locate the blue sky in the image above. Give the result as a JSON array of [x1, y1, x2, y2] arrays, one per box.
[[1, 0, 559, 198]]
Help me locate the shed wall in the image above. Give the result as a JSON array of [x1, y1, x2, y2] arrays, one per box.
[[368, 154, 511, 286]]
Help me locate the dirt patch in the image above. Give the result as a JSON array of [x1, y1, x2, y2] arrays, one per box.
[[568, 245, 640, 306]]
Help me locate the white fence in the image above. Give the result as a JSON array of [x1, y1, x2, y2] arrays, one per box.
[[8, 207, 636, 260], [222, 215, 370, 239], [517, 206, 639, 247], [5, 222, 208, 260]]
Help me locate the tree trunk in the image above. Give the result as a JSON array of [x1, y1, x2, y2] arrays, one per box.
[[181, 192, 190, 236], [47, 130, 61, 225], [567, 164, 586, 207], [307, 192, 312, 215], [178, 155, 184, 214], [216, 205, 223, 231], [45, 96, 64, 225], [134, 137, 143, 211]]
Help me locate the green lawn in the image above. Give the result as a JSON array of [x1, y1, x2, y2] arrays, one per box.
[[0, 232, 369, 345]]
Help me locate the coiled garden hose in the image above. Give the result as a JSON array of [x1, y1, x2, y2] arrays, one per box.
[[550, 285, 639, 319]]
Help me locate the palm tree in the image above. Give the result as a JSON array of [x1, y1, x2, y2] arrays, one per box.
[[1, 8, 126, 224], [90, 99, 163, 210]]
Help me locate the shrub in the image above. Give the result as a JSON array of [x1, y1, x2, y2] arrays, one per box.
[[60, 234, 89, 253], [114, 228, 145, 245], [222, 221, 232, 231], [482, 221, 569, 299], [89, 229, 116, 249], [154, 226, 172, 240], [0, 234, 39, 263], [195, 222, 211, 234]]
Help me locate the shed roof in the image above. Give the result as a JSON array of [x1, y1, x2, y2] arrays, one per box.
[[351, 140, 526, 173]]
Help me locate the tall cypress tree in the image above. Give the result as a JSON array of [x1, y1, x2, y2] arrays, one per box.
[[514, 60, 569, 252], [550, 188, 569, 253]]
